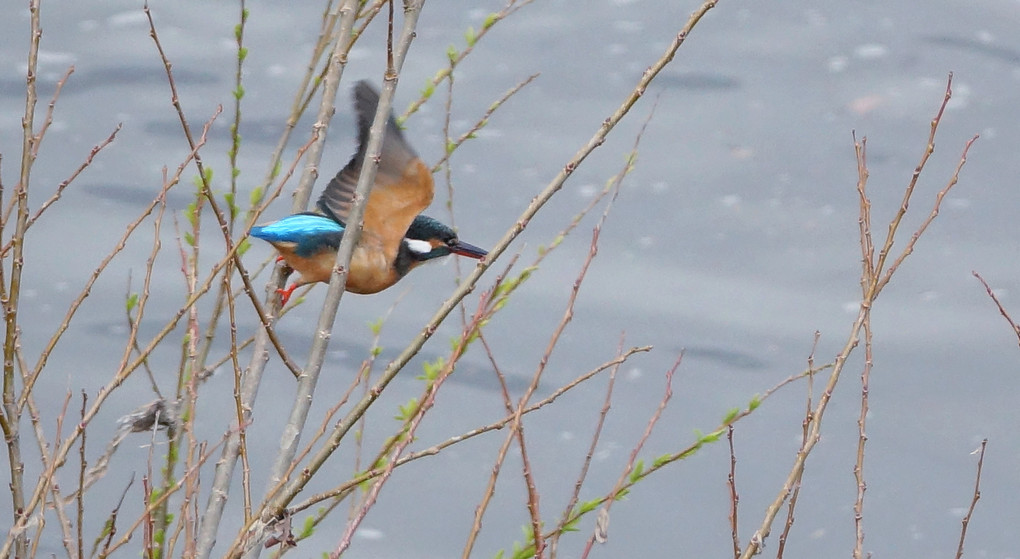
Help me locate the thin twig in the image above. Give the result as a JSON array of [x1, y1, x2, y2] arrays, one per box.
[[739, 74, 977, 559], [954, 439, 987, 559], [727, 425, 740, 559], [972, 272, 1020, 347], [580, 356, 678, 559], [547, 336, 625, 557], [776, 332, 820, 559], [284, 345, 652, 517]]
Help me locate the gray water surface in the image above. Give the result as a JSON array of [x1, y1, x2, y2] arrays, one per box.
[[2, 1, 1019, 557]]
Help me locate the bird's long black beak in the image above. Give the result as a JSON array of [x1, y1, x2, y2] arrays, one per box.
[[450, 240, 487, 259]]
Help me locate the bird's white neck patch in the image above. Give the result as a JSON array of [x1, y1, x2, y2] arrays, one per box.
[[406, 239, 433, 255]]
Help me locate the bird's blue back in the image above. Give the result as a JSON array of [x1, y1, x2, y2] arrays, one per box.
[[250, 214, 345, 257]]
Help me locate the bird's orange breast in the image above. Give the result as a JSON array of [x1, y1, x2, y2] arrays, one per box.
[[272, 234, 400, 295]]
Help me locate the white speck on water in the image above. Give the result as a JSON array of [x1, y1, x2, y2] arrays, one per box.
[[637, 236, 654, 248], [650, 181, 668, 193], [827, 55, 848, 73], [78, 20, 99, 32], [520, 167, 540, 180], [266, 64, 287, 78], [108, 11, 148, 27], [919, 290, 938, 302], [976, 29, 995, 44], [37, 51, 75, 66], [560, 431, 575, 441], [355, 527, 384, 540], [607, 43, 628, 56], [348, 46, 371, 61], [842, 301, 859, 313], [720, 194, 741, 208], [578, 183, 598, 198], [613, 21, 643, 34], [108, 324, 128, 336], [805, 10, 827, 27], [909, 524, 925, 541], [946, 197, 971, 210], [853, 43, 888, 60], [626, 367, 642, 381], [946, 82, 971, 110], [981, 127, 996, 139]]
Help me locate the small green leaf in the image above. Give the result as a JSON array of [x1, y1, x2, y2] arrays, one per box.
[[126, 293, 139, 312], [249, 185, 264, 206], [723, 407, 740, 423], [447, 44, 458, 64], [699, 428, 722, 443], [236, 237, 251, 257], [238, 46, 248, 61], [653, 453, 672, 468], [185, 200, 199, 227], [629, 459, 645, 483], [748, 394, 761, 411], [224, 192, 237, 218], [368, 318, 383, 336], [300, 515, 315, 538], [184, 231, 196, 247], [464, 26, 477, 47], [482, 13, 498, 30], [233, 84, 245, 100], [419, 357, 445, 382], [396, 398, 419, 421]]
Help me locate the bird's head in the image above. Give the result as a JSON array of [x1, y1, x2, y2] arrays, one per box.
[[401, 215, 487, 265]]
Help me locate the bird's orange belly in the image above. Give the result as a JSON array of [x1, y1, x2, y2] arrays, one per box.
[[276, 244, 398, 295]]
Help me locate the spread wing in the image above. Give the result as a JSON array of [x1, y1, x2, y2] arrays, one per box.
[[317, 81, 433, 256]]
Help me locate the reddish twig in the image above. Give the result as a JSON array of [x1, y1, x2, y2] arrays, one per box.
[[580, 356, 678, 559], [727, 425, 740, 559], [954, 440, 987, 559], [972, 271, 1020, 347], [283, 345, 652, 517], [776, 332, 820, 558], [548, 335, 625, 553]]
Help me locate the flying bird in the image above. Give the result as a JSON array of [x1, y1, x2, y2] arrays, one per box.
[[250, 81, 487, 304]]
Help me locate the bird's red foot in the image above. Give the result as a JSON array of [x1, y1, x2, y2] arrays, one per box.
[[276, 284, 298, 306], [276, 254, 286, 263]]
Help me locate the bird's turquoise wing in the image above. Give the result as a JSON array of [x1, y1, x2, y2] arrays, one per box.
[[250, 213, 345, 258]]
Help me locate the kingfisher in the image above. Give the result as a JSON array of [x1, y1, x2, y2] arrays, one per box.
[[250, 81, 487, 305]]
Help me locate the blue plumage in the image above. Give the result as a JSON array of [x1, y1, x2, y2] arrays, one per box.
[[247, 81, 487, 302], [250, 213, 345, 258]]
